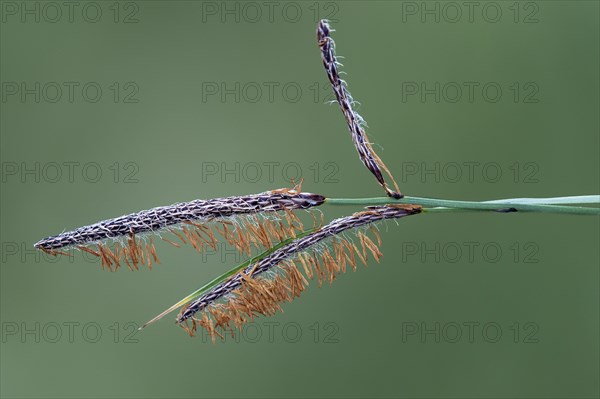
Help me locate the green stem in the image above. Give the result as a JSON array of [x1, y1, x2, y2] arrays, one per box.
[[325, 195, 600, 215]]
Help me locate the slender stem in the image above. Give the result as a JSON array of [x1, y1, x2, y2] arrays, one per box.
[[324, 195, 600, 215], [482, 195, 600, 205]]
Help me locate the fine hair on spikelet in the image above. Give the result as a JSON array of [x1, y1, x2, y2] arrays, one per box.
[[178, 204, 422, 342], [317, 20, 403, 199], [34, 184, 325, 271]]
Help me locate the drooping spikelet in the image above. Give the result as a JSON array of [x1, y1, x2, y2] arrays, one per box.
[[317, 20, 402, 199], [34, 186, 325, 271], [178, 204, 422, 341]]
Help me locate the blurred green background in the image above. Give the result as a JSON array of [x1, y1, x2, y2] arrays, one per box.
[[1, 1, 598, 398]]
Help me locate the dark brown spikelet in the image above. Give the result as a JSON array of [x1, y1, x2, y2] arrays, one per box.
[[34, 185, 326, 271], [317, 20, 402, 199], [178, 204, 422, 341]]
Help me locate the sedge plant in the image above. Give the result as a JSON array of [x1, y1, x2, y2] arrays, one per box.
[[34, 20, 600, 342]]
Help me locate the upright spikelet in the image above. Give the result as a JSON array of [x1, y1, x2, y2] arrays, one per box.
[[178, 204, 422, 341], [34, 185, 325, 271], [317, 20, 402, 199]]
